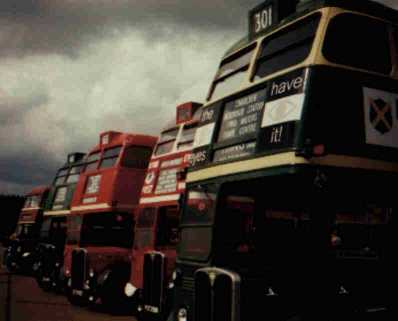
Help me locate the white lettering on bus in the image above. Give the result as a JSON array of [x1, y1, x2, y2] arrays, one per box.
[[271, 76, 304, 97], [254, 7, 273, 33], [224, 108, 245, 121], [235, 94, 258, 108], [246, 102, 264, 113], [238, 123, 256, 136], [240, 114, 258, 126], [202, 109, 214, 122]]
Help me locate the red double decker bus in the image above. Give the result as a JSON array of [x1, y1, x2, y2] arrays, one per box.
[[4, 186, 50, 273], [123, 102, 202, 316], [65, 131, 157, 307]]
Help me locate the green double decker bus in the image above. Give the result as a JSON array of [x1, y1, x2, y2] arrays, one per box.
[[170, 1, 398, 320]]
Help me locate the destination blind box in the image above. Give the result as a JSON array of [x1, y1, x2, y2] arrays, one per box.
[[249, 0, 301, 40]]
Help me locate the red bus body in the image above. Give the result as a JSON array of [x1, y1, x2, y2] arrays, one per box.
[[125, 102, 202, 310], [64, 131, 157, 305], [5, 186, 50, 273]]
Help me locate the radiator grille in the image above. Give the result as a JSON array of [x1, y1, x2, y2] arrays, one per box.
[[71, 248, 88, 289]]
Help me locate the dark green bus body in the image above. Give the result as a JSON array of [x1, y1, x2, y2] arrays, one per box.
[[170, 1, 398, 321]]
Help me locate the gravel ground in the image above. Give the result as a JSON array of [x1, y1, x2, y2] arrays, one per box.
[[0, 246, 135, 321]]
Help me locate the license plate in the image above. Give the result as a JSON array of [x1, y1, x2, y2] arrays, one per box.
[[72, 289, 83, 296], [42, 277, 50, 282], [144, 305, 159, 314]]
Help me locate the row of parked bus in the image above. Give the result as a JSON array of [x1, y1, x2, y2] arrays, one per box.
[[3, 101, 201, 310], [4, 0, 398, 320]]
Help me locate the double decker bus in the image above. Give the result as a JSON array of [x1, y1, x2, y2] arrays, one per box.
[[171, 0, 398, 320], [34, 152, 86, 291], [123, 102, 202, 317], [4, 186, 50, 273], [65, 131, 157, 307]]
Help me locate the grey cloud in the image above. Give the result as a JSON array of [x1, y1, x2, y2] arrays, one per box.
[[0, 0, 259, 59]]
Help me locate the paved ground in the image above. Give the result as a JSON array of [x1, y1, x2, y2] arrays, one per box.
[[0, 246, 135, 321]]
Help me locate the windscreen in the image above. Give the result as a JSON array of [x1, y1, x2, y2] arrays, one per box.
[[178, 185, 217, 261], [66, 215, 82, 245], [80, 212, 134, 248], [16, 223, 36, 239], [40, 216, 67, 245]]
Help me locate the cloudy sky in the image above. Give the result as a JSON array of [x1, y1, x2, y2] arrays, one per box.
[[0, 0, 396, 195]]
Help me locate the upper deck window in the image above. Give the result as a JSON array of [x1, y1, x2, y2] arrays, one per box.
[[30, 195, 40, 207], [254, 13, 320, 80], [121, 146, 152, 169], [177, 123, 197, 150], [65, 165, 83, 183], [99, 146, 121, 169], [55, 168, 69, 185], [87, 152, 100, 162], [52, 186, 67, 209], [85, 152, 100, 172], [210, 44, 256, 101], [323, 13, 391, 75], [154, 128, 179, 156], [24, 197, 31, 208]]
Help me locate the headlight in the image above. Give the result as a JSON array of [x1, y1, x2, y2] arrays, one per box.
[[16, 246, 22, 253], [178, 308, 187, 321], [89, 269, 94, 278], [172, 270, 178, 281], [22, 252, 31, 258], [67, 278, 72, 287], [124, 282, 137, 297]]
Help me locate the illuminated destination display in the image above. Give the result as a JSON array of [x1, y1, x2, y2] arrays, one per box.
[[218, 89, 266, 142], [155, 169, 178, 194]]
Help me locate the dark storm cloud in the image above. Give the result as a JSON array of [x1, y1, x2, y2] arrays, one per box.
[[0, 0, 259, 59], [0, 151, 58, 186]]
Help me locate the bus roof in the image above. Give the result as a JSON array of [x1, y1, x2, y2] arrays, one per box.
[[87, 130, 158, 154], [26, 186, 50, 197], [222, 0, 398, 60]]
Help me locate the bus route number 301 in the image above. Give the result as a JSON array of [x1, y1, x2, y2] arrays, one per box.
[[253, 5, 273, 34]]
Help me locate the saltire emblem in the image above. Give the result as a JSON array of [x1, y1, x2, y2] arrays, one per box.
[[369, 98, 393, 134]]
